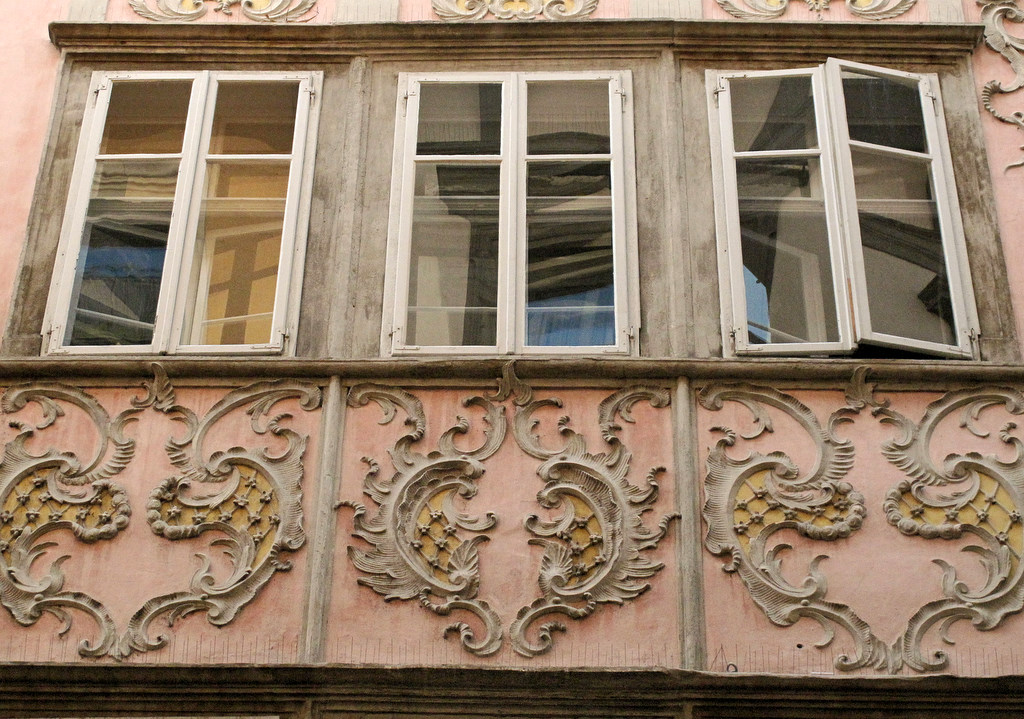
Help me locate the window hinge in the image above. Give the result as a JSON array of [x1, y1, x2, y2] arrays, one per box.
[[614, 86, 628, 112], [969, 327, 981, 350], [713, 79, 728, 107]]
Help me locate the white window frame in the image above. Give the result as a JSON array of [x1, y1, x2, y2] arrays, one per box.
[[382, 71, 639, 355], [709, 58, 979, 358], [43, 70, 321, 355]]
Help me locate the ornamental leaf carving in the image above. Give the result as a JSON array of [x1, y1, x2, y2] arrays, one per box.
[[715, 0, 914, 19], [120, 370, 321, 659], [509, 384, 678, 657], [981, 0, 1024, 169], [0, 383, 136, 659], [129, 0, 316, 22], [875, 386, 1024, 672], [339, 384, 505, 656], [699, 382, 891, 672], [432, 0, 598, 21]]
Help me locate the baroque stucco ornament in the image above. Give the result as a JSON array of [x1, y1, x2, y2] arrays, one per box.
[[508, 378, 678, 657], [700, 379, 887, 671], [0, 368, 321, 660], [715, 0, 914, 20], [0, 383, 135, 659], [702, 370, 1024, 673], [122, 367, 321, 658], [340, 384, 505, 656], [876, 385, 1024, 672], [981, 0, 1024, 169], [129, 0, 316, 22], [433, 0, 598, 20]]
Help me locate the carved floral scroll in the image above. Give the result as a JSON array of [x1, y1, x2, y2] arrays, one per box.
[[508, 384, 678, 657], [0, 383, 135, 659], [701, 371, 1024, 674], [341, 365, 677, 658], [340, 384, 506, 656], [0, 368, 321, 661], [432, 0, 598, 20], [981, 0, 1024, 169], [129, 0, 316, 22], [715, 0, 915, 20]]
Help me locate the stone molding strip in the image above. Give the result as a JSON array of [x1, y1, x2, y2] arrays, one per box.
[[49, 20, 982, 64], [0, 356, 1022, 385]]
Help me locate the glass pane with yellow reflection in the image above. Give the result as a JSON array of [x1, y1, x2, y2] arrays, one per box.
[[185, 160, 290, 345]]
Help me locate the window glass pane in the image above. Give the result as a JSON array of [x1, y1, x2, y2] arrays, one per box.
[[736, 157, 840, 345], [210, 81, 300, 155], [730, 76, 818, 153], [100, 80, 192, 155], [407, 163, 500, 346], [185, 161, 289, 345], [526, 161, 614, 346], [852, 149, 955, 345], [842, 70, 926, 153], [66, 160, 179, 345], [416, 83, 502, 156], [527, 81, 610, 155]]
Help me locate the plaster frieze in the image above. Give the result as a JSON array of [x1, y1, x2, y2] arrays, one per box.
[[0, 365, 321, 660], [129, 0, 317, 22], [701, 368, 1024, 674], [432, 0, 598, 20], [981, 0, 1024, 169], [716, 0, 915, 20], [340, 363, 677, 658]]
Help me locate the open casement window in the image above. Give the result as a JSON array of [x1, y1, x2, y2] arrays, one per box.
[[385, 71, 638, 355], [44, 70, 319, 354], [711, 59, 978, 358]]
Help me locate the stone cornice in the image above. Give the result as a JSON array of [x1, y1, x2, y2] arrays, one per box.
[[1, 356, 1023, 386], [0, 665, 1022, 713], [49, 19, 982, 65]]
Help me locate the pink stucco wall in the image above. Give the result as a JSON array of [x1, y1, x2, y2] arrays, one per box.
[[0, 1, 70, 338]]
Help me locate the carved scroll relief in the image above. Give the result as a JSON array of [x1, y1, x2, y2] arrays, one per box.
[[123, 369, 321, 658], [129, 0, 316, 22], [508, 384, 679, 657], [715, 0, 915, 20], [981, 0, 1024, 169], [700, 381, 891, 672], [0, 383, 135, 659], [340, 384, 505, 656], [340, 367, 677, 659], [702, 372, 1024, 675], [876, 386, 1024, 672], [432, 0, 598, 20], [0, 368, 321, 661]]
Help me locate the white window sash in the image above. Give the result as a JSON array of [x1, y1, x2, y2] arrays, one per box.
[[825, 58, 975, 358], [44, 70, 319, 356], [712, 60, 977, 358], [713, 66, 853, 356], [387, 71, 635, 356]]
